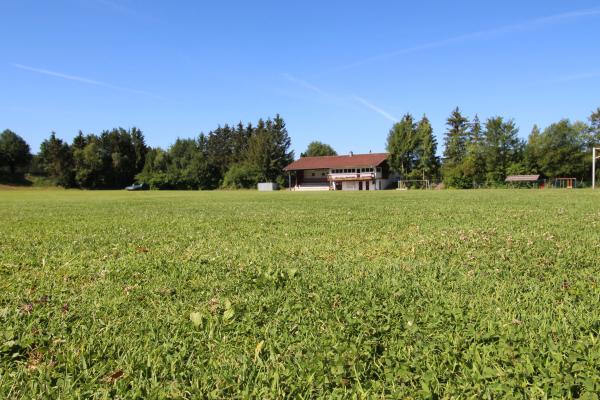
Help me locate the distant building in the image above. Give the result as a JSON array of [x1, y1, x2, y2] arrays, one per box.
[[283, 152, 395, 191], [505, 174, 545, 188]]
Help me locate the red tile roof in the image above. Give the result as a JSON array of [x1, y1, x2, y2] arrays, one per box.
[[284, 153, 388, 171]]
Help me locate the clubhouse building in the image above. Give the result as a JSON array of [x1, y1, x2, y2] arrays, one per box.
[[283, 152, 395, 191]]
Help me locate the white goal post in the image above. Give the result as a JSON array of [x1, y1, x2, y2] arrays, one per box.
[[397, 179, 431, 190], [594, 148, 600, 189]]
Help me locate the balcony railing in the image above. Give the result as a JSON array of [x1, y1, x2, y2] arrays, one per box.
[[328, 172, 376, 181]]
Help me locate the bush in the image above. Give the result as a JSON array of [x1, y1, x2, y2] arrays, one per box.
[[222, 163, 264, 189], [442, 166, 473, 189]]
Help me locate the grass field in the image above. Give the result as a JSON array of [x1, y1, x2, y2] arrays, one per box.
[[1, 189, 600, 398]]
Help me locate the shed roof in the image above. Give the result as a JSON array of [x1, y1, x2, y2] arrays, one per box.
[[505, 174, 541, 182], [284, 153, 388, 171]]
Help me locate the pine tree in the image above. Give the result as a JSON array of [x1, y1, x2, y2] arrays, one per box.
[[462, 115, 486, 186], [72, 130, 87, 150], [266, 114, 294, 183], [414, 115, 438, 180], [244, 115, 293, 184], [386, 113, 417, 177], [443, 107, 469, 164], [232, 122, 250, 163], [130, 127, 148, 173], [482, 117, 522, 183], [441, 107, 470, 187]]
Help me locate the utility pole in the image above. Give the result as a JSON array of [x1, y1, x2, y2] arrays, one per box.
[[594, 148, 600, 189]]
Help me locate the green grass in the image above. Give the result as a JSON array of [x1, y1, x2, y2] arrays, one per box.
[[1, 189, 600, 399]]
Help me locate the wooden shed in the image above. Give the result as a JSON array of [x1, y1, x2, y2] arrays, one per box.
[[505, 175, 544, 188]]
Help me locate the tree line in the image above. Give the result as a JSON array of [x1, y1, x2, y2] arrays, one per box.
[[0, 115, 293, 189], [2, 108, 599, 189], [385, 107, 600, 187]]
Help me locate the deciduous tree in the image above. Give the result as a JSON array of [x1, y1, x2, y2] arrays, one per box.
[[39, 132, 74, 186], [302, 141, 337, 157], [0, 129, 32, 175]]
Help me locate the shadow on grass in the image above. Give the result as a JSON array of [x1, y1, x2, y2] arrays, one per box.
[[0, 173, 63, 188], [0, 173, 33, 187]]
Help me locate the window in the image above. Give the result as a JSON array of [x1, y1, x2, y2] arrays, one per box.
[[321, 172, 325, 176], [311, 172, 315, 176]]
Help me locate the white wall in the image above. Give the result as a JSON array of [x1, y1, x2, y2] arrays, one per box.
[[303, 169, 328, 181], [340, 181, 378, 191], [377, 178, 395, 190], [342, 181, 358, 191]]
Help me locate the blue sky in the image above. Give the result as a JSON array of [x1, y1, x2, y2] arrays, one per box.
[[1, 1, 600, 156]]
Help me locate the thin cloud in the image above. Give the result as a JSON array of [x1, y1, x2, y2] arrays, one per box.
[[13, 64, 162, 99], [283, 73, 399, 122], [282, 73, 332, 97], [352, 96, 398, 123], [324, 7, 600, 74]]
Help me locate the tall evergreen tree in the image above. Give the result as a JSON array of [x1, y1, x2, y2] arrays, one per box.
[[441, 108, 470, 187], [443, 107, 469, 164], [462, 115, 486, 186], [386, 113, 417, 177], [482, 117, 523, 183], [414, 115, 439, 180], [232, 122, 251, 163], [245, 115, 293, 184], [268, 114, 294, 182], [72, 130, 87, 150], [205, 124, 238, 182], [131, 127, 148, 173]]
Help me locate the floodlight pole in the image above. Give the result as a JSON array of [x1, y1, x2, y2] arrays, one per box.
[[594, 148, 600, 189]]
